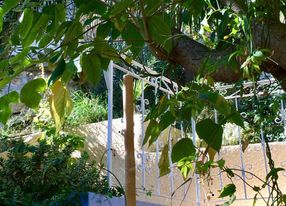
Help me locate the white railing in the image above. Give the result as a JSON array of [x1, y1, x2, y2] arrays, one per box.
[[104, 60, 286, 205]]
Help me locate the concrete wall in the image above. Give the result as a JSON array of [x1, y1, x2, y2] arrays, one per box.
[[73, 118, 286, 206]]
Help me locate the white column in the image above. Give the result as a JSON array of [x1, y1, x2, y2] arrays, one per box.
[[104, 61, 114, 187]]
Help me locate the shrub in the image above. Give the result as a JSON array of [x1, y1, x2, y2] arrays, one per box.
[[0, 129, 123, 206]]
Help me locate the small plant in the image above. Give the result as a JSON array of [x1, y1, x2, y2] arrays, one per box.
[[0, 129, 123, 206], [66, 91, 108, 126]]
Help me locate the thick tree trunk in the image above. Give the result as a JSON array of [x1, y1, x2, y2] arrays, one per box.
[[163, 21, 286, 88]]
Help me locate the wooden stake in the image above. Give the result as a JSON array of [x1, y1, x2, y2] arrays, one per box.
[[123, 75, 136, 206]]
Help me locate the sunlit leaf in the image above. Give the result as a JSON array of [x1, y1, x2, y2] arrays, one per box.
[[22, 14, 49, 48], [19, 8, 34, 39], [49, 80, 73, 132], [20, 78, 46, 109], [2, 0, 19, 13]]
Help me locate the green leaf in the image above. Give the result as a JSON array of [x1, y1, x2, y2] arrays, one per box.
[[43, 4, 66, 33], [222, 195, 236, 206], [144, 0, 163, 16], [171, 138, 196, 163], [217, 159, 225, 169], [93, 38, 119, 60], [55, 21, 72, 43], [199, 92, 231, 116], [225, 168, 235, 177], [196, 119, 223, 152], [48, 58, 65, 86], [143, 119, 160, 146], [80, 52, 102, 85], [9, 48, 29, 65], [75, 0, 107, 16], [0, 8, 4, 33], [219, 184, 236, 198], [110, 0, 133, 17], [49, 80, 73, 132], [97, 21, 112, 39], [20, 78, 46, 109], [2, 0, 18, 13], [148, 15, 172, 53], [228, 109, 245, 128], [22, 14, 49, 48], [0, 91, 19, 124], [62, 21, 83, 52], [147, 111, 175, 146], [19, 8, 34, 39], [158, 144, 170, 177], [62, 60, 76, 84], [39, 33, 54, 48], [122, 22, 144, 56]]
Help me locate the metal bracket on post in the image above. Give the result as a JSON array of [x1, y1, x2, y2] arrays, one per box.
[[103, 61, 114, 187]]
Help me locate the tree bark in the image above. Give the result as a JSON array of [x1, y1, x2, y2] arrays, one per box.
[[163, 21, 286, 88]]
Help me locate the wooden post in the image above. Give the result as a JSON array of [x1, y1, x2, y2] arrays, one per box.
[[123, 75, 136, 206]]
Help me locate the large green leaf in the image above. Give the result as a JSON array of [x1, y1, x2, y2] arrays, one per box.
[[9, 48, 29, 65], [148, 15, 172, 53], [0, 91, 19, 124], [145, 111, 175, 146], [49, 80, 73, 132], [158, 144, 170, 177], [75, 0, 107, 16], [19, 8, 34, 39], [2, 0, 19, 13], [122, 22, 144, 56], [219, 184, 236, 198], [196, 119, 223, 152], [62, 21, 83, 52], [144, 0, 163, 16], [110, 0, 132, 17], [143, 119, 160, 146], [80, 52, 102, 85], [43, 4, 65, 33], [171, 138, 196, 163], [22, 14, 49, 48], [61, 60, 77, 84], [48, 58, 66, 86], [97, 21, 112, 39], [93, 38, 119, 61], [199, 92, 231, 116], [20, 78, 46, 109]]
